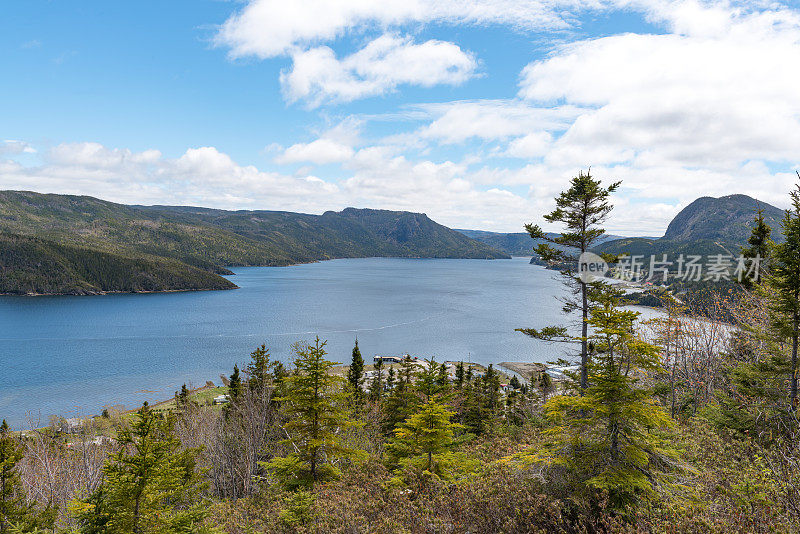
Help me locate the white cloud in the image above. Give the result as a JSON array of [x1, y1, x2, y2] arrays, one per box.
[[276, 138, 355, 164], [1, 142, 340, 211], [0, 140, 541, 231], [0, 140, 36, 155], [280, 34, 478, 106], [215, 0, 608, 106], [519, 3, 800, 170], [505, 132, 553, 158], [215, 0, 601, 59], [410, 100, 581, 144]]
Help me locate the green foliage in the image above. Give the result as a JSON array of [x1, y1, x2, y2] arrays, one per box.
[[381, 356, 421, 436], [246, 345, 277, 396], [767, 183, 800, 412], [0, 191, 507, 295], [0, 233, 236, 296], [514, 287, 679, 512], [346, 340, 364, 402], [387, 399, 467, 488], [740, 209, 773, 287], [714, 183, 800, 441], [175, 384, 190, 410], [368, 358, 384, 402], [454, 361, 465, 389], [74, 404, 212, 533], [520, 170, 620, 390], [262, 337, 363, 490], [0, 421, 54, 534], [227, 365, 242, 404], [278, 489, 317, 528]]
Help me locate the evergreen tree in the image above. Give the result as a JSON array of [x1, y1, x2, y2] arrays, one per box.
[[436, 363, 449, 391], [228, 365, 242, 404], [740, 209, 773, 287], [368, 358, 384, 401], [75, 404, 211, 533], [246, 344, 275, 395], [483, 364, 501, 415], [461, 381, 486, 436], [768, 185, 800, 412], [175, 384, 189, 410], [537, 370, 553, 400], [346, 339, 365, 401], [386, 367, 396, 391], [509, 375, 521, 390], [516, 287, 678, 511], [263, 337, 362, 490], [518, 170, 620, 391], [0, 420, 53, 534], [720, 183, 800, 439], [382, 356, 421, 436], [455, 361, 465, 389], [386, 399, 465, 488], [415, 358, 446, 400]]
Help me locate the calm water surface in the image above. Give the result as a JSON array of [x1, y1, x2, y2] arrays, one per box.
[[1, 257, 582, 427]]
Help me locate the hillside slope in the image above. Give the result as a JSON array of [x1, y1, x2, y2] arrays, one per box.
[[597, 194, 785, 258], [0, 191, 507, 295], [663, 194, 785, 242], [458, 229, 626, 256]]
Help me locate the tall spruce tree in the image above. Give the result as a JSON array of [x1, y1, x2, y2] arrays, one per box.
[[346, 339, 365, 400], [710, 182, 800, 444], [740, 209, 773, 287], [263, 337, 362, 490], [386, 399, 465, 488], [455, 361, 465, 389], [368, 358, 385, 401], [768, 184, 800, 412], [386, 367, 396, 391], [75, 404, 210, 534], [228, 364, 242, 404], [246, 344, 275, 395], [518, 170, 620, 391], [382, 356, 420, 436], [0, 420, 53, 534], [515, 287, 678, 511]]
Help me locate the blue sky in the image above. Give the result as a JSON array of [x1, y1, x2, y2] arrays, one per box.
[[2, 0, 799, 234]]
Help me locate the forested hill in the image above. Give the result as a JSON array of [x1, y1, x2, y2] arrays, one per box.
[[596, 194, 785, 258], [457, 229, 625, 256], [0, 191, 507, 295]]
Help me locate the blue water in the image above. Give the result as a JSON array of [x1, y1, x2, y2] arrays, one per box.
[[0, 257, 571, 427]]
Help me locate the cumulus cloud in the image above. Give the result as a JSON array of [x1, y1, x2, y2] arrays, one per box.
[[519, 2, 800, 170], [1, 142, 340, 211], [0, 140, 541, 231], [215, 0, 606, 106], [0, 140, 36, 155], [276, 138, 355, 164], [411, 100, 580, 144], [505, 132, 553, 158], [280, 34, 478, 106]]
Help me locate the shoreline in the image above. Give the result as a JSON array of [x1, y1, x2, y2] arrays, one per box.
[[1, 256, 514, 297]]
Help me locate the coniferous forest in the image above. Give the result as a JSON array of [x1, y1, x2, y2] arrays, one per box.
[[2, 173, 800, 533]]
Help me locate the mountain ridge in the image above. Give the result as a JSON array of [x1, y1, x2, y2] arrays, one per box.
[[597, 193, 785, 258], [0, 191, 508, 295]]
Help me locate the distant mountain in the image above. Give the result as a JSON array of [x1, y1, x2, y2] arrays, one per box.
[[458, 229, 625, 256], [663, 194, 785, 242], [0, 191, 507, 295], [455, 230, 535, 256], [596, 194, 785, 258]]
